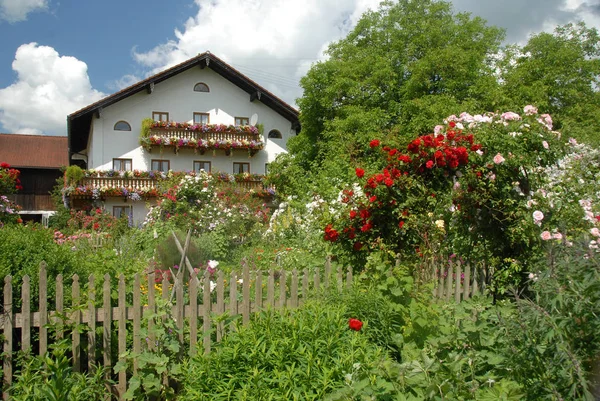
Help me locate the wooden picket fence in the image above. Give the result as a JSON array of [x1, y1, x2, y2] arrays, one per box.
[[2, 260, 353, 400], [431, 260, 491, 302]]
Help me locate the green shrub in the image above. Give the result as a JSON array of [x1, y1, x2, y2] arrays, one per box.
[[180, 302, 388, 400]]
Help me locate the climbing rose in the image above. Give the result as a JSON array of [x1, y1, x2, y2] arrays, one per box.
[[355, 168, 365, 178], [348, 318, 363, 331], [493, 153, 505, 164]]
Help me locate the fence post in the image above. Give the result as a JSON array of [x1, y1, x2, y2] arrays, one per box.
[[267, 270, 275, 308], [132, 274, 140, 373], [229, 271, 238, 331], [21, 276, 31, 352], [39, 262, 48, 356], [203, 270, 211, 354], [103, 274, 112, 382], [455, 261, 462, 303], [88, 274, 96, 371], [290, 270, 298, 308], [278, 270, 286, 309], [3, 276, 13, 401], [463, 263, 471, 300], [216, 271, 225, 341], [254, 270, 263, 313], [301, 269, 309, 306], [242, 262, 250, 325], [147, 271, 156, 351], [71, 275, 81, 372], [324, 257, 331, 289], [346, 266, 353, 290], [189, 271, 198, 355], [118, 274, 127, 397], [56, 274, 64, 339]]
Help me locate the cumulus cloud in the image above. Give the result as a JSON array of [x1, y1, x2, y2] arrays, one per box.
[[0, 43, 105, 135], [0, 0, 47, 22], [131, 0, 382, 106]]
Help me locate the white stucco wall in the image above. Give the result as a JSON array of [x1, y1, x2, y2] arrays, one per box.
[[89, 67, 294, 174]]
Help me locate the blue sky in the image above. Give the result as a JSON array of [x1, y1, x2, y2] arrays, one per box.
[[0, 0, 598, 136]]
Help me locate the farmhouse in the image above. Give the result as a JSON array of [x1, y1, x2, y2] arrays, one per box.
[[67, 51, 300, 222]]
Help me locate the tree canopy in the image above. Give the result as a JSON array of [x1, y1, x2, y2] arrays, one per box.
[[272, 0, 600, 200]]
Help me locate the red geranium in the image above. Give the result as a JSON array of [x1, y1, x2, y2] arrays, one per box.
[[348, 318, 363, 331], [369, 139, 380, 148]]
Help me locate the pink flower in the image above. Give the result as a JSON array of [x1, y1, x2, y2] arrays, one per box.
[[540, 231, 552, 241], [532, 210, 544, 222], [542, 141, 549, 149], [493, 153, 505, 164], [552, 232, 563, 240], [524, 105, 538, 115], [590, 228, 600, 238]]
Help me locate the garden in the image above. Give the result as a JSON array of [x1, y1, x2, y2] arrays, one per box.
[[2, 0, 600, 399]]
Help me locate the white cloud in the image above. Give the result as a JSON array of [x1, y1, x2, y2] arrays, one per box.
[[0, 43, 105, 135], [131, 0, 382, 106], [0, 0, 47, 22]]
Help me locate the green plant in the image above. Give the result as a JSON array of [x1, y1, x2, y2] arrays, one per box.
[[139, 118, 154, 146], [115, 298, 185, 400], [65, 165, 84, 186], [180, 302, 388, 400]]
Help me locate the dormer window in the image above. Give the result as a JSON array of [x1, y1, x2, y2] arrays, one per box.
[[114, 121, 131, 131], [194, 82, 210, 92], [268, 129, 282, 139]]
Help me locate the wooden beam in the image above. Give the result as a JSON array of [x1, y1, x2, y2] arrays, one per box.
[[146, 82, 154, 94], [250, 91, 261, 102], [95, 107, 103, 119]]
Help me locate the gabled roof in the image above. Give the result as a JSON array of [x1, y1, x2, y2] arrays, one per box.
[[68, 51, 300, 156], [0, 133, 68, 169]]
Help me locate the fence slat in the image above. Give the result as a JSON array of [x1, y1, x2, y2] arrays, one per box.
[[103, 274, 111, 381], [88, 274, 96, 371], [72, 274, 81, 372], [445, 262, 453, 302], [463, 263, 471, 300], [203, 270, 211, 354], [175, 270, 184, 344], [472, 266, 479, 296], [267, 270, 275, 308], [39, 262, 48, 356], [254, 270, 263, 312], [229, 272, 238, 331], [118, 274, 126, 397], [279, 270, 286, 309], [56, 274, 64, 339], [3, 276, 13, 401], [216, 271, 225, 341], [314, 267, 321, 294], [455, 261, 462, 304], [132, 274, 140, 373], [336, 266, 343, 292], [301, 269, 309, 306], [242, 262, 250, 325], [189, 271, 198, 355], [324, 258, 331, 289], [147, 271, 156, 351], [21, 276, 31, 352], [346, 267, 353, 290], [290, 270, 298, 308]]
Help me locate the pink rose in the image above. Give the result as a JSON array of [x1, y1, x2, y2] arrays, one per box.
[[540, 231, 552, 241], [493, 153, 505, 164]]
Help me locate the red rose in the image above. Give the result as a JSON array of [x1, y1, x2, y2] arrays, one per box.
[[375, 174, 384, 183], [449, 121, 456, 128], [348, 318, 363, 331], [384, 178, 394, 187], [361, 222, 372, 232], [93, 222, 100, 231], [369, 195, 377, 203], [355, 168, 365, 178], [349, 210, 357, 219], [425, 160, 434, 169], [399, 221, 404, 229], [353, 242, 363, 251], [369, 139, 380, 148]]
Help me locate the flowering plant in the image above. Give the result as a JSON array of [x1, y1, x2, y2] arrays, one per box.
[[323, 107, 569, 293], [348, 318, 363, 331], [0, 162, 23, 194]]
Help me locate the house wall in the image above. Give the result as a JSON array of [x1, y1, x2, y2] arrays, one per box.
[[89, 67, 293, 174]]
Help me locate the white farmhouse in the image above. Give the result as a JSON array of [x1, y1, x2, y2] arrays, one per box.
[[67, 52, 300, 222]]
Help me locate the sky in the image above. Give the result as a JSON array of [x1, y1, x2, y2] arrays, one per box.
[[0, 0, 599, 136]]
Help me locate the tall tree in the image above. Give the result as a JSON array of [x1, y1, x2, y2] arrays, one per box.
[[500, 22, 600, 145], [277, 0, 504, 199]]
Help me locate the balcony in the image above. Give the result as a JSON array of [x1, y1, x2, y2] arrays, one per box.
[[62, 170, 272, 200], [140, 122, 265, 156]]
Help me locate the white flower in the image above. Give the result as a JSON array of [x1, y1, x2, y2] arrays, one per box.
[[207, 260, 219, 269], [590, 227, 600, 237], [542, 141, 549, 149], [532, 211, 544, 222], [435, 220, 445, 229]]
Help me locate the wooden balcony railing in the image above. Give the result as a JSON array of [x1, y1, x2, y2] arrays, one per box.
[[80, 177, 157, 191], [7, 194, 56, 211], [149, 127, 262, 143]]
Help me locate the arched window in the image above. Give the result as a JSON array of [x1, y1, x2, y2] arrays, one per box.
[[268, 129, 282, 139], [114, 121, 131, 131], [193, 82, 210, 92]]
